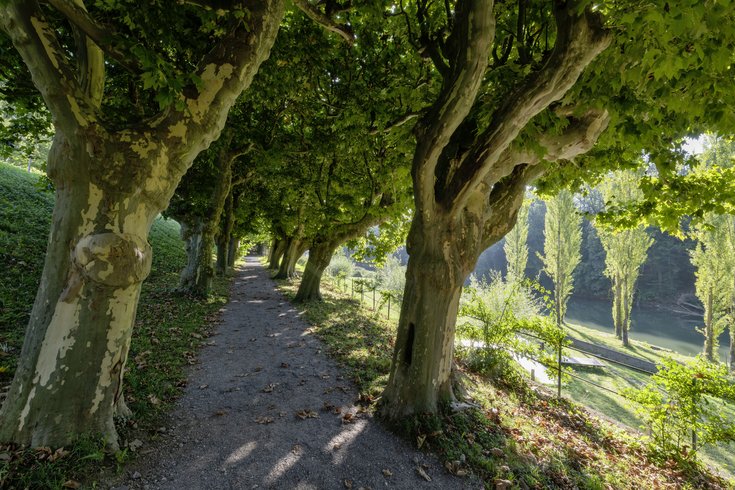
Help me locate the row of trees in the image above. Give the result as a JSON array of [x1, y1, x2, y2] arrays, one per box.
[[504, 136, 735, 367], [2, 0, 735, 450]]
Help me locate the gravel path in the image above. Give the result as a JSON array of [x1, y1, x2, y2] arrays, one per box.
[[110, 257, 476, 490]]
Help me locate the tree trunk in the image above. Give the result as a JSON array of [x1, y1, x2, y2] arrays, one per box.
[[179, 219, 204, 290], [268, 238, 286, 270], [0, 135, 155, 448], [216, 190, 235, 276], [294, 241, 336, 302], [227, 236, 239, 268], [216, 240, 227, 275], [729, 328, 735, 373], [381, 219, 474, 418], [178, 150, 233, 295], [613, 276, 623, 339], [622, 275, 630, 347], [274, 238, 304, 279], [704, 289, 715, 362]]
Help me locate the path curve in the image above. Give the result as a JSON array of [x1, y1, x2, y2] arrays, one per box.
[[110, 258, 476, 490]]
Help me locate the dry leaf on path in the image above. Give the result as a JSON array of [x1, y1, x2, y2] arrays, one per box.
[[296, 410, 319, 420], [416, 466, 432, 482], [255, 416, 274, 424]]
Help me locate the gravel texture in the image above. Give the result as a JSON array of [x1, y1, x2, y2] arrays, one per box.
[[109, 257, 477, 490]]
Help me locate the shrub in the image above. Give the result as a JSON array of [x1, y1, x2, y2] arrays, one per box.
[[624, 356, 735, 461]]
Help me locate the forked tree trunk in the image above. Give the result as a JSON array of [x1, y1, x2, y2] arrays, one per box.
[[268, 238, 286, 269], [294, 241, 336, 302]]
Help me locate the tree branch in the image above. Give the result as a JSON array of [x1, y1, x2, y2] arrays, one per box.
[[412, 0, 496, 217], [0, 0, 93, 129], [46, 0, 142, 74], [293, 0, 355, 46], [443, 1, 611, 212], [368, 111, 421, 135], [70, 0, 104, 108]]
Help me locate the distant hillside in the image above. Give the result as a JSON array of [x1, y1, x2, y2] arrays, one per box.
[[473, 200, 696, 308]]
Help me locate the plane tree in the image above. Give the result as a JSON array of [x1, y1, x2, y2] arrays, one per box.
[[0, 0, 286, 448], [379, 0, 735, 419]]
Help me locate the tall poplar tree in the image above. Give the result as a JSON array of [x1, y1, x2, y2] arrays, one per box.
[[539, 190, 582, 328], [690, 215, 733, 362], [504, 200, 530, 282], [595, 170, 653, 347]]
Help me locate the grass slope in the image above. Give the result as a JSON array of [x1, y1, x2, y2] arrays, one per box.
[[0, 163, 230, 488], [278, 275, 731, 489]]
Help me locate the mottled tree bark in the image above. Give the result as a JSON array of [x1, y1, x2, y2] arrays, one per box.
[[0, 0, 284, 447], [274, 237, 306, 279]]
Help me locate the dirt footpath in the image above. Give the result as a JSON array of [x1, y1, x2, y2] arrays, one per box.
[[109, 257, 476, 490]]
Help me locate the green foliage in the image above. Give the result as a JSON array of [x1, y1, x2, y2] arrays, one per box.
[[539, 190, 582, 326], [458, 273, 564, 381], [375, 255, 406, 295], [625, 356, 735, 462], [325, 248, 355, 281]]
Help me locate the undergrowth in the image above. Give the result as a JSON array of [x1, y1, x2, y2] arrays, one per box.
[[279, 275, 731, 489], [0, 164, 230, 489]]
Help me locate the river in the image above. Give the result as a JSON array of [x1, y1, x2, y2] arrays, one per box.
[[566, 296, 731, 361]]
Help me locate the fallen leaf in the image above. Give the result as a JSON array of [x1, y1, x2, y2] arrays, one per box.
[[214, 410, 227, 417], [342, 412, 354, 424], [296, 410, 319, 420], [62, 480, 81, 489], [280, 362, 290, 368], [148, 395, 161, 406], [343, 479, 353, 489], [199, 384, 208, 389], [263, 383, 276, 393], [416, 466, 432, 482], [489, 448, 505, 458], [49, 447, 69, 462], [128, 439, 143, 451], [416, 434, 426, 449], [382, 469, 393, 477], [495, 479, 512, 489], [255, 416, 274, 424]]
